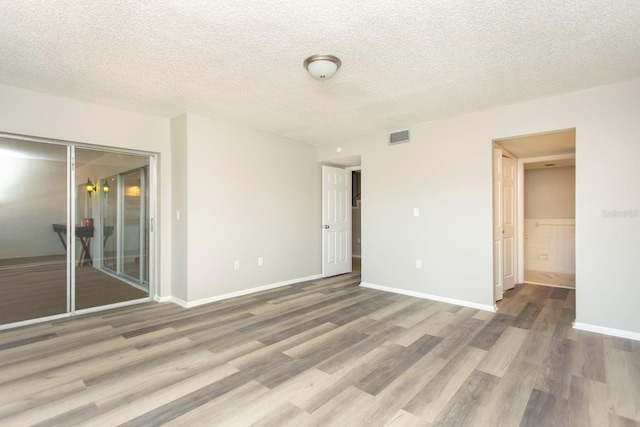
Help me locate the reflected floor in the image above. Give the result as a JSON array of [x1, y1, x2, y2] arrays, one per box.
[[0, 256, 148, 326], [524, 269, 575, 289]]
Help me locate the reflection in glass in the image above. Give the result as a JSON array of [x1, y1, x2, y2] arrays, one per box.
[[0, 138, 68, 325], [103, 175, 118, 271], [75, 149, 150, 310], [0, 139, 153, 326]]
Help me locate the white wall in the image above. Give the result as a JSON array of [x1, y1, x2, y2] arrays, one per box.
[[318, 78, 640, 336], [0, 155, 67, 258], [170, 114, 188, 301], [174, 113, 321, 302], [525, 166, 575, 219], [0, 84, 172, 297]]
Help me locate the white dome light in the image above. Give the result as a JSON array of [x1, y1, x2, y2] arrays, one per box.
[[303, 55, 342, 81]]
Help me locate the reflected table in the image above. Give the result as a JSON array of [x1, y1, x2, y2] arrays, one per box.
[[52, 224, 114, 267]]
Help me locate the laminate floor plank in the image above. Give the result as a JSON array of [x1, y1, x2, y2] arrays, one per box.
[[403, 345, 487, 421], [288, 344, 394, 413], [467, 313, 513, 351], [477, 326, 529, 377], [519, 388, 569, 427], [512, 301, 544, 330], [606, 346, 640, 422], [355, 334, 441, 396], [535, 339, 573, 400], [383, 410, 424, 427], [572, 330, 607, 382], [316, 325, 406, 375], [515, 330, 554, 367], [250, 402, 314, 427], [0, 280, 637, 426], [2, 347, 219, 426], [568, 375, 609, 427], [470, 359, 540, 426], [430, 316, 486, 360], [305, 385, 377, 426], [609, 413, 640, 427], [160, 380, 271, 427], [209, 368, 329, 426], [230, 322, 337, 370], [360, 353, 448, 426], [76, 363, 239, 427], [431, 369, 500, 427], [366, 297, 419, 321]]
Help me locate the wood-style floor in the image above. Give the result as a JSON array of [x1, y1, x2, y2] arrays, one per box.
[[524, 269, 576, 289], [0, 274, 639, 426], [0, 257, 148, 325]]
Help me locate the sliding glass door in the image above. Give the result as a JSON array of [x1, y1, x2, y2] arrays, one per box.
[[100, 167, 149, 289], [0, 138, 69, 325], [75, 149, 150, 310], [0, 136, 155, 327]]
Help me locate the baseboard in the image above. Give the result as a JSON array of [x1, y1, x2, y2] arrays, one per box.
[[164, 274, 323, 309], [360, 282, 496, 312], [573, 321, 640, 341], [168, 296, 189, 308], [0, 312, 72, 331], [155, 295, 189, 308]]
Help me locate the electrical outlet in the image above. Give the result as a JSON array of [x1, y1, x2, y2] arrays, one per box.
[[416, 259, 422, 269], [538, 254, 549, 261], [413, 208, 419, 217], [258, 257, 263, 266], [234, 260, 240, 269]]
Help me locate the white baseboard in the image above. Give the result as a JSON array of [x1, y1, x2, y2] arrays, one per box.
[[0, 312, 72, 331], [360, 282, 496, 312], [573, 321, 640, 341], [154, 295, 189, 307], [164, 274, 323, 309]]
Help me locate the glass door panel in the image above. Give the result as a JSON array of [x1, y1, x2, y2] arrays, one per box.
[[122, 168, 149, 285], [74, 149, 150, 310], [103, 175, 118, 271], [0, 138, 69, 325]]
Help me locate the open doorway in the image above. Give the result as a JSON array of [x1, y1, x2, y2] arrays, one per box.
[[521, 158, 575, 288], [493, 129, 576, 300], [351, 169, 361, 273]]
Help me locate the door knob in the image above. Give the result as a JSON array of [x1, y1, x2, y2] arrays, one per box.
[[324, 225, 330, 229]]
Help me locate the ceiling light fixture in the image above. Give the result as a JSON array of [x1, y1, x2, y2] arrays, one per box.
[[303, 54, 342, 81]]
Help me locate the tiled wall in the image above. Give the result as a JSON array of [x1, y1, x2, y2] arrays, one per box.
[[524, 218, 575, 274]]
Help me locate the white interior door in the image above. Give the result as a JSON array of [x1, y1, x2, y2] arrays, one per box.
[[322, 166, 352, 277], [502, 156, 516, 291], [493, 148, 503, 301]]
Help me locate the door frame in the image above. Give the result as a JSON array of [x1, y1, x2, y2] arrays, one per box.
[[492, 143, 518, 301], [321, 165, 352, 278], [0, 131, 158, 330], [516, 153, 575, 283]]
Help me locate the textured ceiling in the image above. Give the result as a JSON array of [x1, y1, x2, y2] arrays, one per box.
[[1, 1, 639, 146]]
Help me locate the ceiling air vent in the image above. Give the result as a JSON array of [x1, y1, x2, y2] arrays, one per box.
[[389, 129, 410, 146]]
